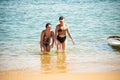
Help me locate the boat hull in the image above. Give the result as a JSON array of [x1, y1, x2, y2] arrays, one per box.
[[107, 36, 120, 46]]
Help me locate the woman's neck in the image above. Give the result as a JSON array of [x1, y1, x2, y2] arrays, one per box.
[[60, 23, 65, 27], [46, 29, 50, 32]]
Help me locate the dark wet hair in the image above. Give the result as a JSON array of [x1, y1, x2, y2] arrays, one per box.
[[59, 16, 64, 21], [45, 23, 51, 28]]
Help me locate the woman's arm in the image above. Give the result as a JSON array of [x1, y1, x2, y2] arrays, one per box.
[[51, 31, 55, 48], [40, 31, 44, 52], [55, 26, 58, 42], [66, 26, 75, 45]]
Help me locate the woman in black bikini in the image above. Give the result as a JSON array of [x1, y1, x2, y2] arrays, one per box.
[[55, 16, 75, 52], [40, 23, 54, 53]]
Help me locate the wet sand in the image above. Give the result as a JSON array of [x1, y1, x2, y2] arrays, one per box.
[[0, 53, 120, 80], [0, 70, 120, 80]]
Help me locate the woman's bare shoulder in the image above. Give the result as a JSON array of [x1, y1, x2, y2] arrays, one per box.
[[65, 24, 69, 27], [56, 24, 60, 27], [65, 24, 69, 29], [41, 30, 45, 34], [55, 24, 60, 30], [41, 30, 45, 33]]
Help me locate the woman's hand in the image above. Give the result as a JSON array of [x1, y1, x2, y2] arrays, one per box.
[[72, 39, 75, 45]]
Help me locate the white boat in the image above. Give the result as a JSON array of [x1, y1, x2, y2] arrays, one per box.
[[107, 36, 120, 46]]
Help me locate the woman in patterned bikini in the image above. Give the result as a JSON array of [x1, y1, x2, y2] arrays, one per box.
[[40, 23, 54, 53]]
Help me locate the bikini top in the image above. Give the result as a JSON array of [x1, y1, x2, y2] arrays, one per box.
[[43, 30, 52, 41], [58, 25, 67, 36]]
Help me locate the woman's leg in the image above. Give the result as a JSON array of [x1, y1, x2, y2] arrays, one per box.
[[56, 40, 61, 52], [62, 40, 67, 52], [46, 45, 51, 52], [42, 45, 47, 53], [40, 41, 44, 52]]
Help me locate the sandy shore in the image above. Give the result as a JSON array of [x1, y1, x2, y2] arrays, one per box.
[[0, 70, 120, 80]]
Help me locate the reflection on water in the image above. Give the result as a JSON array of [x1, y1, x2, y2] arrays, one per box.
[[56, 52, 67, 73], [40, 53, 51, 73], [40, 52, 67, 73]]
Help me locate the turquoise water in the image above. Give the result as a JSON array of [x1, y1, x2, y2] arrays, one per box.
[[0, 0, 120, 72]]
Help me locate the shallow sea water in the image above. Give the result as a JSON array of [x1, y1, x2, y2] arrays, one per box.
[[0, 0, 120, 72]]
